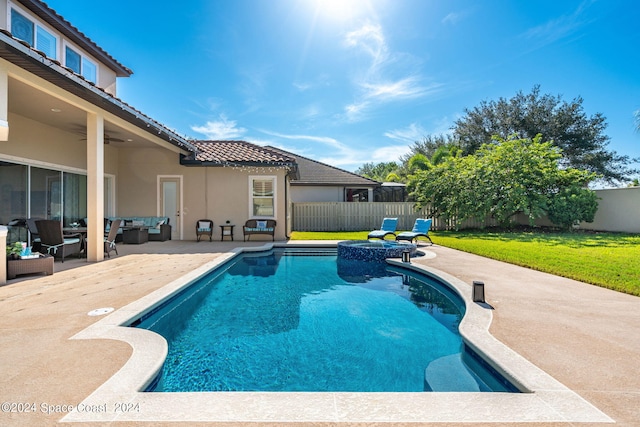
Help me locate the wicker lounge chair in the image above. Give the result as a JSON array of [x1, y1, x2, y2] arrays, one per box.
[[367, 218, 398, 239], [35, 219, 82, 262], [395, 218, 433, 245], [104, 219, 121, 257], [196, 219, 213, 242]]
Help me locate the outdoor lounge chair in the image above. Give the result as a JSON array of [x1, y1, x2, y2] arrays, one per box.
[[367, 217, 398, 239], [104, 219, 121, 257], [35, 219, 82, 262], [26, 217, 43, 251], [196, 219, 213, 242], [395, 218, 433, 245]]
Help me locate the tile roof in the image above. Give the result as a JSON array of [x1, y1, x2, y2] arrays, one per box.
[[185, 141, 297, 166], [266, 146, 380, 187]]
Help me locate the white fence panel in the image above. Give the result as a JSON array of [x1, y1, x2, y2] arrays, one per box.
[[292, 202, 502, 231], [292, 188, 640, 233], [293, 202, 433, 231]]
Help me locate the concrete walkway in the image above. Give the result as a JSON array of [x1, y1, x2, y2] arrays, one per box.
[[0, 240, 638, 426]]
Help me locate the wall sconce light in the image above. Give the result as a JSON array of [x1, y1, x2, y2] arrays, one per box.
[[472, 280, 485, 303]]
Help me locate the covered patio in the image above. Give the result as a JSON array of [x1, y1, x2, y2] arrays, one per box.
[[1, 26, 196, 262]]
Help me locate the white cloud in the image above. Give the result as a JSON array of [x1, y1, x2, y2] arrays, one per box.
[[361, 77, 439, 101], [520, 0, 595, 46], [344, 101, 370, 122], [341, 22, 440, 122], [293, 82, 312, 91], [344, 23, 388, 71], [384, 123, 427, 143], [370, 145, 412, 162], [442, 12, 462, 25], [191, 115, 246, 140], [259, 129, 346, 150]]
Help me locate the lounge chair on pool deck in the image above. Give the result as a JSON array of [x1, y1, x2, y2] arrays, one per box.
[[395, 218, 433, 245], [104, 219, 122, 257], [36, 219, 82, 262], [368, 217, 398, 239]]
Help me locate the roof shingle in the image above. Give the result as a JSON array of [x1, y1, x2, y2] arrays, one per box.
[[187, 141, 297, 165], [266, 146, 380, 187]]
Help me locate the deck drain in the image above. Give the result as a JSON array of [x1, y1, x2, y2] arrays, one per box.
[[88, 307, 114, 316]]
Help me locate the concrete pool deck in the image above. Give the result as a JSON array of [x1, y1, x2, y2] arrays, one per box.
[[0, 240, 638, 426]]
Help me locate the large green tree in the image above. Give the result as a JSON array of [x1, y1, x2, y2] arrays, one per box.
[[355, 161, 399, 182], [410, 135, 597, 229], [453, 85, 636, 183]]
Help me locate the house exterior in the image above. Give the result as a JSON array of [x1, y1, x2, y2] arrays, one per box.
[[266, 146, 381, 202], [0, 0, 296, 263]]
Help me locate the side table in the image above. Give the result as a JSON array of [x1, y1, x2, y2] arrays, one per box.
[[7, 255, 54, 279], [122, 227, 149, 244], [219, 224, 235, 241]]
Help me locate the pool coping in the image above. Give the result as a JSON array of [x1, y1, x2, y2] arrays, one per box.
[[62, 242, 613, 424]]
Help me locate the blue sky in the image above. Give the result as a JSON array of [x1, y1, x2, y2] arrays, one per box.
[[46, 0, 639, 176]]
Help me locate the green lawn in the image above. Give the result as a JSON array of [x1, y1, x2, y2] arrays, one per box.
[[289, 230, 640, 297]]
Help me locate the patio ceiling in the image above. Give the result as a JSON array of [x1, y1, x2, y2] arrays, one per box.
[[9, 77, 159, 149]]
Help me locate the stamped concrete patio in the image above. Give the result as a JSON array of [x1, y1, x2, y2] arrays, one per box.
[[0, 239, 638, 426]]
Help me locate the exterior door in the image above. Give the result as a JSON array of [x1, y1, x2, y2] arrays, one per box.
[[159, 177, 181, 240]]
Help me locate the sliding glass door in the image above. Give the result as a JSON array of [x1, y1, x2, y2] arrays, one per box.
[[0, 162, 89, 244]]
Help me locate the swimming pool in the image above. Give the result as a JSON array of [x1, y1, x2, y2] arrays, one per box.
[[135, 248, 516, 393], [64, 243, 613, 424]]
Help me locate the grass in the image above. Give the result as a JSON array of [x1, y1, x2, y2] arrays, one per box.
[[289, 229, 640, 297]]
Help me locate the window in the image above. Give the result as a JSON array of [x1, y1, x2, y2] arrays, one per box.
[[65, 46, 81, 73], [10, 8, 57, 59], [345, 188, 369, 202], [64, 46, 97, 83], [250, 177, 276, 218]]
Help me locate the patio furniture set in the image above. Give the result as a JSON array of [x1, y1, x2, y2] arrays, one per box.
[[196, 219, 277, 242]]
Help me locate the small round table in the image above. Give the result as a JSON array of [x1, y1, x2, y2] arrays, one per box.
[[219, 224, 235, 241]]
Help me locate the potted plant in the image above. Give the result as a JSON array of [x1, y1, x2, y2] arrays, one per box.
[[6, 242, 23, 260]]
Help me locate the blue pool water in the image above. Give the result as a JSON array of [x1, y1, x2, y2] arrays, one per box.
[[136, 249, 516, 393]]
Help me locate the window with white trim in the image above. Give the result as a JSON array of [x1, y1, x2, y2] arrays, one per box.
[[10, 7, 58, 59], [65, 45, 97, 83], [250, 176, 276, 218]]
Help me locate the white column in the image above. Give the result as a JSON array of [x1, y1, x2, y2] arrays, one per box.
[[0, 66, 9, 141], [368, 188, 374, 202], [0, 226, 7, 285], [86, 112, 104, 262]]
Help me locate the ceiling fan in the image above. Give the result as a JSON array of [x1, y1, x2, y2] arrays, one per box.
[[79, 133, 125, 144], [71, 125, 125, 144]]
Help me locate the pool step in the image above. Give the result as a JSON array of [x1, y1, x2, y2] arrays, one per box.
[[424, 354, 481, 392]]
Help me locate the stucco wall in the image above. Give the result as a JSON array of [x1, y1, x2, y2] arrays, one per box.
[[291, 186, 343, 202], [579, 187, 640, 233], [117, 147, 289, 241]]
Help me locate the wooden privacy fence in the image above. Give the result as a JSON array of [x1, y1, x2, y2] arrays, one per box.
[[292, 202, 496, 231]]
